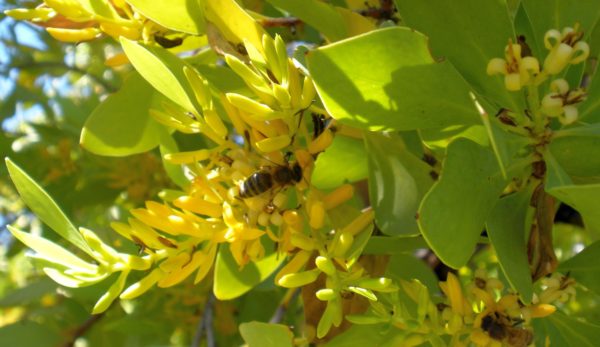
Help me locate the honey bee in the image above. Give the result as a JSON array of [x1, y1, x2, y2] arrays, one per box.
[[481, 312, 534, 347], [238, 161, 302, 199]]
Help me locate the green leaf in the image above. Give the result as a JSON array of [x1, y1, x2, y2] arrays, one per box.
[[559, 241, 600, 295], [486, 188, 534, 303], [548, 183, 600, 233], [80, 72, 168, 156], [533, 312, 600, 347], [126, 0, 205, 34], [546, 152, 600, 232], [522, 0, 600, 53], [363, 236, 428, 255], [418, 139, 507, 268], [545, 150, 574, 187], [5, 158, 93, 255], [307, 27, 480, 131], [549, 131, 600, 178], [312, 135, 368, 189], [394, 0, 525, 112], [213, 243, 284, 300], [193, 64, 247, 94], [7, 226, 97, 273], [323, 324, 388, 347], [266, 0, 345, 41], [239, 322, 293, 347], [385, 254, 439, 292], [365, 132, 434, 236], [265, 0, 373, 42], [159, 133, 189, 188], [0, 321, 60, 347], [0, 278, 56, 307], [120, 38, 198, 112]]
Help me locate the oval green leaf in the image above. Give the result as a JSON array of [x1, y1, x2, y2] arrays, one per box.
[[418, 139, 507, 268], [559, 240, 600, 295], [394, 0, 525, 112], [312, 135, 368, 189], [213, 243, 284, 300], [365, 132, 434, 236], [486, 188, 534, 303], [307, 27, 480, 131], [549, 132, 600, 178], [239, 322, 294, 347], [533, 312, 600, 347], [81, 72, 168, 156], [120, 38, 198, 112]]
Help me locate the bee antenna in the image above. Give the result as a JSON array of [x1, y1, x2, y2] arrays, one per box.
[[289, 104, 312, 147]]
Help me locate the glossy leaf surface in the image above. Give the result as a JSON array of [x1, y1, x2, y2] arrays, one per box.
[[559, 241, 600, 295], [239, 322, 294, 347], [418, 139, 507, 268], [81, 72, 167, 156], [394, 0, 524, 112], [120, 38, 198, 112], [312, 135, 368, 189], [5, 159, 93, 255], [307, 27, 480, 131], [213, 244, 283, 300], [365, 132, 433, 236], [487, 189, 534, 303]]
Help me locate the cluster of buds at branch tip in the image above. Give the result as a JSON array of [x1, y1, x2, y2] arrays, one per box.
[[541, 79, 586, 124]]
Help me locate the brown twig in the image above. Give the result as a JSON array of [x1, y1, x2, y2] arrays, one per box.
[[192, 291, 215, 347], [270, 288, 300, 324], [260, 17, 303, 29], [62, 313, 105, 347]]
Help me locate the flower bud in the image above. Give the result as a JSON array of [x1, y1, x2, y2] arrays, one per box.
[[315, 256, 336, 276], [316, 288, 338, 301]]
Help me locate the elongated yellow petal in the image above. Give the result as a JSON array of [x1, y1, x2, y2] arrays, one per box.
[[46, 27, 100, 42]]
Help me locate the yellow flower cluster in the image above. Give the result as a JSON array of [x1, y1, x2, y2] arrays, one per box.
[[5, 0, 170, 44], [540, 78, 586, 125], [92, 34, 386, 337], [348, 269, 573, 347], [488, 25, 589, 129], [487, 25, 589, 92]]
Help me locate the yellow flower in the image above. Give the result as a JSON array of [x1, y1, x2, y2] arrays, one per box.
[[487, 40, 540, 91], [543, 25, 589, 75], [540, 79, 586, 124]]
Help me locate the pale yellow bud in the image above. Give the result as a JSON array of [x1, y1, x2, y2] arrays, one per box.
[[544, 29, 562, 49], [315, 256, 336, 276], [505, 73, 522, 91], [550, 78, 569, 94], [487, 58, 507, 75], [316, 288, 338, 301], [544, 43, 574, 74], [309, 201, 326, 229], [560, 105, 579, 124]]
